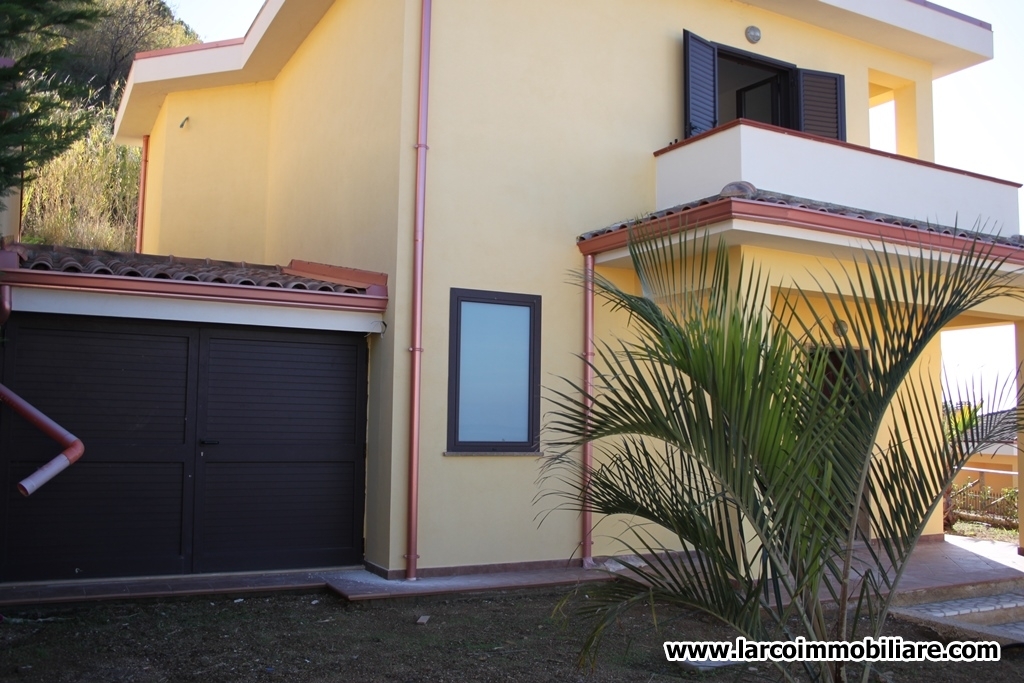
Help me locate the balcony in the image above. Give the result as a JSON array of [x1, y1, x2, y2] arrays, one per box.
[[654, 120, 1020, 237]]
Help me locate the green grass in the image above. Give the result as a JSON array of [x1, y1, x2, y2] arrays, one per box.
[[951, 520, 1019, 544]]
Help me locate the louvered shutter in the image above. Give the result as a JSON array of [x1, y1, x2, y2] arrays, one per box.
[[684, 31, 718, 138], [795, 69, 846, 141]]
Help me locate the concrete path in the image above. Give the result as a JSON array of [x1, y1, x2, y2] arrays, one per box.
[[0, 535, 1020, 608]]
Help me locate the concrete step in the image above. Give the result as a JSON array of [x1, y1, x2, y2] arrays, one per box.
[[891, 578, 1024, 644]]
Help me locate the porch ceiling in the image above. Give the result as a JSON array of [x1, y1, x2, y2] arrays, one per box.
[[739, 0, 992, 77]]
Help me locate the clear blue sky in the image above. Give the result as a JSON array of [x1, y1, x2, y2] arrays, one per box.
[[168, 0, 1024, 403]]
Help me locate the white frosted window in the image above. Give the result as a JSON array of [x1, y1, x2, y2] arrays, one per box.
[[457, 301, 531, 442]]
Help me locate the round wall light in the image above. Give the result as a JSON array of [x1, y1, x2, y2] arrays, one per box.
[[745, 26, 762, 44]]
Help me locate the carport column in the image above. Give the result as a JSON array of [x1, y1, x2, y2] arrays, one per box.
[[1016, 321, 1024, 556]]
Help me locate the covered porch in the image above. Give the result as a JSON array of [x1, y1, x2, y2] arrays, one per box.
[[577, 121, 1024, 557]]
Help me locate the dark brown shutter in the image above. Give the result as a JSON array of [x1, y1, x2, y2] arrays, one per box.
[[0, 314, 367, 581], [684, 30, 718, 138], [0, 315, 197, 581], [796, 69, 846, 141], [193, 328, 367, 572]]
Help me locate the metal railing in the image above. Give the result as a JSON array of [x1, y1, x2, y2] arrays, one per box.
[[949, 480, 1018, 530]]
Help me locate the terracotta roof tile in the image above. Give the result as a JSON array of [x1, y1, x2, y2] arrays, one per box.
[[579, 182, 1024, 251], [4, 244, 388, 297]]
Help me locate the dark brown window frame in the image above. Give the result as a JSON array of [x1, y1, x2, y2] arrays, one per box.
[[447, 288, 542, 453]]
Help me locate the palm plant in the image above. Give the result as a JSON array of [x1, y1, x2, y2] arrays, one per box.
[[543, 226, 1022, 682]]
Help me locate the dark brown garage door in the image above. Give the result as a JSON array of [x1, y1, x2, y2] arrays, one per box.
[[0, 313, 367, 582]]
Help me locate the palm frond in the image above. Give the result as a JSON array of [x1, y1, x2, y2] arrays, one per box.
[[542, 224, 1024, 681]]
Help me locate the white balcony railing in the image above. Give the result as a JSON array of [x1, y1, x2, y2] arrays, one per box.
[[655, 121, 1021, 237]]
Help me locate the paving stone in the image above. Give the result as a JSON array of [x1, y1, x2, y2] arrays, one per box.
[[997, 620, 1024, 640], [906, 592, 1024, 619]]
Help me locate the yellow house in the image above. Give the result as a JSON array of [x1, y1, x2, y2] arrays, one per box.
[[1, 0, 1021, 583]]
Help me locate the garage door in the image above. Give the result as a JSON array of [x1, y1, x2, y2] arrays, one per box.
[[0, 313, 367, 582]]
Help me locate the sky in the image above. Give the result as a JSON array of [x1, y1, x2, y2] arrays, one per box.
[[168, 0, 266, 42], [928, 0, 1023, 409], [166, 0, 1024, 409]]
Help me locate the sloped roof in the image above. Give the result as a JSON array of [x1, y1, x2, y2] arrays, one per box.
[[577, 182, 1024, 272], [579, 182, 1024, 250], [977, 408, 1018, 445], [0, 244, 388, 313]]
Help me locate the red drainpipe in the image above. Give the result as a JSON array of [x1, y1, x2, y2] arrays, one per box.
[[135, 135, 150, 253], [582, 254, 595, 566], [406, 0, 433, 581], [16, 169, 24, 240], [0, 383, 84, 496], [0, 280, 83, 495], [0, 285, 10, 324]]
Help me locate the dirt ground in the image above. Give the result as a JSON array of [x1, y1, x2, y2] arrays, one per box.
[[0, 587, 1021, 682]]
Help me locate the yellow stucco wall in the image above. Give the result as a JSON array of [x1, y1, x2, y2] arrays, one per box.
[[260, 0, 414, 571], [587, 241, 951, 560], [407, 0, 937, 572], [141, 105, 168, 252], [135, 0, 416, 571], [954, 453, 1018, 492], [143, 83, 273, 262], [133, 0, 951, 573]]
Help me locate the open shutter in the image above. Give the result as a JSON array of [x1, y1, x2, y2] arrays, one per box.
[[795, 69, 846, 141], [684, 31, 718, 138]]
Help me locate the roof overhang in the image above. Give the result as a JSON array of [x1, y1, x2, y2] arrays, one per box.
[[580, 197, 1024, 281], [6, 285, 385, 333], [114, 0, 335, 145], [0, 250, 388, 333], [739, 0, 993, 77], [580, 199, 1024, 322]]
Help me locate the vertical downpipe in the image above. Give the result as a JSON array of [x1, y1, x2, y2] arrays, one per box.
[[135, 135, 150, 253], [0, 285, 11, 324], [582, 254, 595, 566], [16, 170, 24, 241], [407, 0, 433, 581]]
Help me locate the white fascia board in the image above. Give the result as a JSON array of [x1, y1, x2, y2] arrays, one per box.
[[740, 0, 992, 77], [12, 287, 386, 334], [114, 43, 251, 145], [592, 217, 1022, 281]]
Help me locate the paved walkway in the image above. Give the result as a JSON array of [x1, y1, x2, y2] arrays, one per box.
[[898, 536, 1024, 595], [0, 536, 1020, 608]]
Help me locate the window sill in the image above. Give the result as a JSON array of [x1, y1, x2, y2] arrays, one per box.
[[443, 451, 544, 458]]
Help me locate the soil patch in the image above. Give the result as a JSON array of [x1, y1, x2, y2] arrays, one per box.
[[0, 587, 1021, 682]]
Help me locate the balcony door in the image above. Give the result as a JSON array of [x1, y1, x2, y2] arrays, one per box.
[[683, 30, 846, 142]]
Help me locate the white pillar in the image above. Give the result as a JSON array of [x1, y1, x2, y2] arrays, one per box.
[[1015, 321, 1024, 556]]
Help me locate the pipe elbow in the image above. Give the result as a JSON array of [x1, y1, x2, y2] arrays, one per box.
[[63, 439, 85, 464]]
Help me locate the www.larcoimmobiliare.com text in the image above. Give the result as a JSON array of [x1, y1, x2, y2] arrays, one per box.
[[664, 636, 1000, 663]]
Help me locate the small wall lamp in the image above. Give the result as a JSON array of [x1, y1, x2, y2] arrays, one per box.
[[745, 26, 762, 44]]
